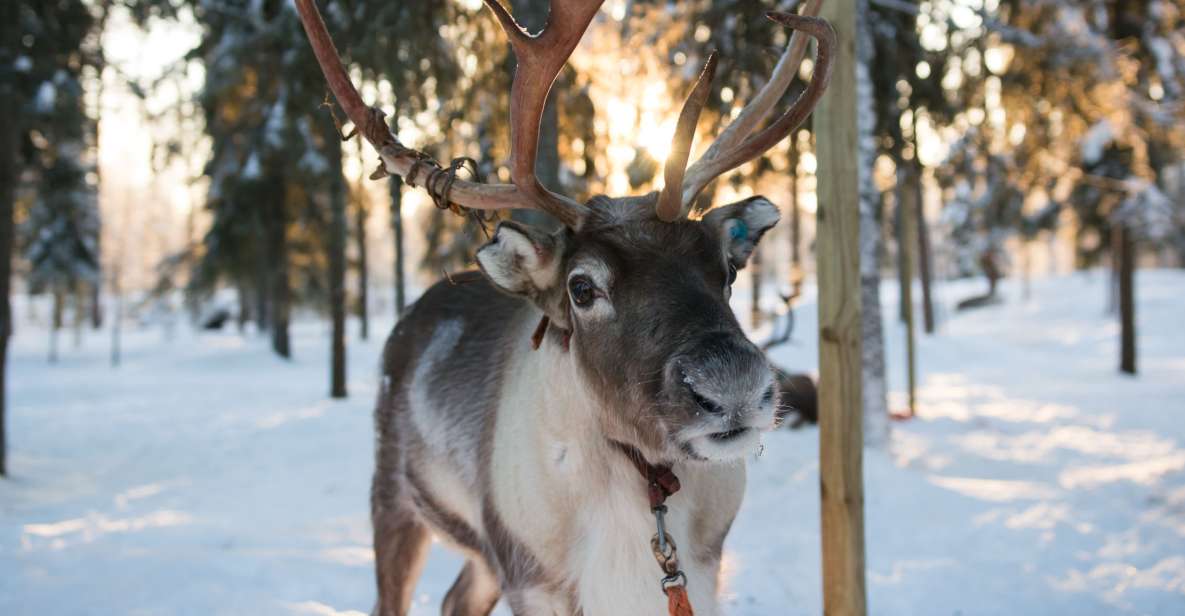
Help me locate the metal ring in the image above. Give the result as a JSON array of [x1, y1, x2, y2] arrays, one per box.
[[650, 532, 677, 562], [661, 570, 687, 590]]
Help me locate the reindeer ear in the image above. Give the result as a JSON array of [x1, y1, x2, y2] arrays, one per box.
[[476, 221, 565, 298], [702, 196, 780, 269]]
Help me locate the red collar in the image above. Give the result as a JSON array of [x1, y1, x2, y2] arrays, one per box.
[[530, 315, 571, 351], [612, 442, 695, 615], [613, 441, 681, 509]]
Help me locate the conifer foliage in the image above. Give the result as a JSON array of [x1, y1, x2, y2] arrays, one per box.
[[1, 0, 102, 475]]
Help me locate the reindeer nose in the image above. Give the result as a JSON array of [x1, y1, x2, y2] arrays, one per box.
[[678, 367, 725, 414], [671, 332, 771, 415]]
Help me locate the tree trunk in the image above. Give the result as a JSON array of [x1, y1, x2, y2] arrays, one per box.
[[255, 253, 271, 334], [789, 137, 801, 272], [90, 282, 102, 330], [1108, 225, 1121, 315], [1118, 225, 1136, 375], [894, 185, 908, 323], [901, 179, 918, 416], [50, 288, 63, 364], [111, 265, 122, 367], [1021, 239, 1032, 301], [390, 174, 406, 318], [0, 60, 15, 476], [325, 126, 348, 399], [72, 282, 84, 348], [266, 182, 290, 358], [856, 0, 889, 447], [914, 162, 935, 334], [90, 6, 107, 332], [750, 246, 763, 329], [354, 192, 369, 341], [236, 282, 249, 333], [353, 139, 369, 340]]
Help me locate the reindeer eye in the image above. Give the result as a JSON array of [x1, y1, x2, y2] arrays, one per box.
[[569, 276, 595, 308]]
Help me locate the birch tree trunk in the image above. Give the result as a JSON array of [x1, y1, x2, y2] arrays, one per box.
[[856, 0, 889, 446]]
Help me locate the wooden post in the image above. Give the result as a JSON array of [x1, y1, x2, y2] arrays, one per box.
[[815, 0, 868, 613]]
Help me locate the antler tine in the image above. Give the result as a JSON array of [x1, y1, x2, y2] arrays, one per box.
[[691, 1, 823, 175], [656, 53, 718, 222], [484, 0, 605, 228], [294, 0, 536, 213], [678, 6, 835, 216]]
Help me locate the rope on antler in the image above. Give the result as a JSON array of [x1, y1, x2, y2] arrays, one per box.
[[427, 157, 479, 215], [319, 91, 483, 223], [331, 104, 488, 227]]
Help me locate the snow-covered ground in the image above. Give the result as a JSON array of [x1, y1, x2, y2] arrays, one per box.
[[2, 271, 1183, 615]]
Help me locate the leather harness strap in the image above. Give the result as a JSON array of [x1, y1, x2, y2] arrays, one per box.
[[530, 314, 571, 351], [612, 442, 695, 616], [615, 442, 682, 509]]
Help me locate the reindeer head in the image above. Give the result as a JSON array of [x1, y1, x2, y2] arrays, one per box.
[[476, 195, 780, 462], [295, 0, 834, 462]]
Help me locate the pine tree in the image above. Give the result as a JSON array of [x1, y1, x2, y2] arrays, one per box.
[[0, 0, 101, 475], [0, 0, 17, 477], [184, 0, 354, 370]]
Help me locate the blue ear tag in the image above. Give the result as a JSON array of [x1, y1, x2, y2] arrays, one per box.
[[729, 219, 749, 241]]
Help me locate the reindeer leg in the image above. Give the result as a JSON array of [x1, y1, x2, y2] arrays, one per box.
[[371, 498, 429, 616], [442, 559, 501, 616], [372, 471, 431, 616]]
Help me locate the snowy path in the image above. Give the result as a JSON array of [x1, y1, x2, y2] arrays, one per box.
[[3, 272, 1184, 614]]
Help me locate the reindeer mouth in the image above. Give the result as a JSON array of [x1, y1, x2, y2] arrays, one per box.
[[709, 427, 751, 442], [682, 425, 762, 461]]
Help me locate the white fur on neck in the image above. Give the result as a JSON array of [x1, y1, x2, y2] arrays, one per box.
[[489, 314, 734, 615]]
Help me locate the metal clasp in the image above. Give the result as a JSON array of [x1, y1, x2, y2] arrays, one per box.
[[650, 504, 682, 581], [653, 504, 669, 555]]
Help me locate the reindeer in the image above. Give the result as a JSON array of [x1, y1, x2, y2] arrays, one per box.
[[294, 1, 834, 614]]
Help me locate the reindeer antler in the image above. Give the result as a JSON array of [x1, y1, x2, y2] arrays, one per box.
[[484, 0, 604, 228], [294, 0, 599, 228], [655, 52, 718, 222], [657, 1, 835, 221]]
